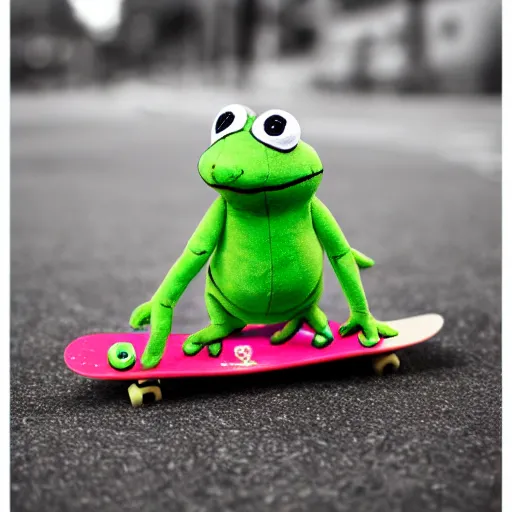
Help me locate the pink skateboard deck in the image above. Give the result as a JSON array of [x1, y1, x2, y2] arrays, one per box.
[[65, 314, 443, 381]]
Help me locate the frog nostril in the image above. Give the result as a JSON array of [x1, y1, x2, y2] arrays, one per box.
[[212, 164, 216, 170]]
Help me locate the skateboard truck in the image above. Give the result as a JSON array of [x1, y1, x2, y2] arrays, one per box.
[[128, 379, 163, 407]]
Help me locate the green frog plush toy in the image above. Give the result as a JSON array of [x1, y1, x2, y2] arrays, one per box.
[[130, 104, 397, 368]]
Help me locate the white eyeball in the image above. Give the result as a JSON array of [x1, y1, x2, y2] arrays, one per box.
[[251, 109, 301, 152], [211, 104, 255, 145]]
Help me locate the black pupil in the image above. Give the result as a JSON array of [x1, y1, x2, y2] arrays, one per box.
[[118, 351, 128, 360], [264, 115, 286, 136], [215, 112, 235, 134]]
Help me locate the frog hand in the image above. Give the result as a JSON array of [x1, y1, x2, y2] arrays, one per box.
[[129, 301, 153, 329], [339, 311, 398, 347], [351, 249, 375, 269], [131, 301, 174, 369]]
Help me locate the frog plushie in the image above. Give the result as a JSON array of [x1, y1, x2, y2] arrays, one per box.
[[130, 104, 398, 369]]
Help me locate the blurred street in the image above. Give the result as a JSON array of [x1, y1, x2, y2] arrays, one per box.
[[10, 83, 501, 511], [11, 74, 502, 179]]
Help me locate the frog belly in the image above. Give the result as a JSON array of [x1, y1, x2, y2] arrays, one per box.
[[208, 201, 324, 323], [208, 240, 324, 323]]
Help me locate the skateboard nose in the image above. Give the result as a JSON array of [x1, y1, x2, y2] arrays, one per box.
[[211, 166, 244, 185]]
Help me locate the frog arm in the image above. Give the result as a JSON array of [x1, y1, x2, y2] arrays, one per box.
[[151, 196, 227, 307], [311, 197, 397, 345], [311, 197, 370, 316], [130, 197, 226, 368]]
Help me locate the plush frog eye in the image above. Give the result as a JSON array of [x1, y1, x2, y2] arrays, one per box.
[[211, 104, 255, 145], [251, 109, 301, 152]]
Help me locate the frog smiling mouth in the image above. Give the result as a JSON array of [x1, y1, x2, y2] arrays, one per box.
[[205, 169, 324, 195]]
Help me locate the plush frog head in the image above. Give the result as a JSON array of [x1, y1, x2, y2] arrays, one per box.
[[198, 104, 323, 212]]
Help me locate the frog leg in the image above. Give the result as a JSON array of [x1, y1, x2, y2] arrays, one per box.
[[270, 317, 303, 345], [303, 304, 334, 349], [270, 305, 334, 348], [182, 293, 246, 358]]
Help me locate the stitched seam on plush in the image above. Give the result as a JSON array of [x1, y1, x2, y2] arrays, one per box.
[[264, 191, 274, 315], [264, 146, 274, 315]]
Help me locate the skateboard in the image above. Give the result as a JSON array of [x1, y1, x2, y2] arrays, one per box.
[[64, 313, 444, 407]]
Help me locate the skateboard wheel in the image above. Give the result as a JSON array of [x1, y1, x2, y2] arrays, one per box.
[[128, 379, 162, 407], [372, 353, 400, 376], [108, 342, 136, 371]]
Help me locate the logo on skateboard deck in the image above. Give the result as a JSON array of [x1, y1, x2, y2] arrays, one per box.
[[220, 345, 257, 367]]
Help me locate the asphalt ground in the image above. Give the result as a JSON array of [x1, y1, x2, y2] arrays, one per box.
[[11, 84, 501, 512]]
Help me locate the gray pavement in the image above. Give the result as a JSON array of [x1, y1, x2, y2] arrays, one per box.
[[11, 84, 501, 512]]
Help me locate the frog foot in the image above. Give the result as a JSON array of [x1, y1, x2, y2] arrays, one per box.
[[207, 342, 222, 358], [182, 337, 223, 358], [182, 338, 207, 357], [182, 324, 243, 357], [311, 325, 335, 349]]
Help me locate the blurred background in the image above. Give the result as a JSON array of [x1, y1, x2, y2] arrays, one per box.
[[10, 0, 502, 93], [10, 0, 503, 179], [11, 1, 502, 511]]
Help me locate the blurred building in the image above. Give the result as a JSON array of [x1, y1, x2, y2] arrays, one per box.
[[315, 0, 502, 94], [11, 0, 201, 86], [11, 0, 501, 94], [11, 0, 90, 87], [66, 0, 202, 82]]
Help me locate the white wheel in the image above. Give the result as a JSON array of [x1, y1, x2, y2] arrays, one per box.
[[372, 353, 400, 376]]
